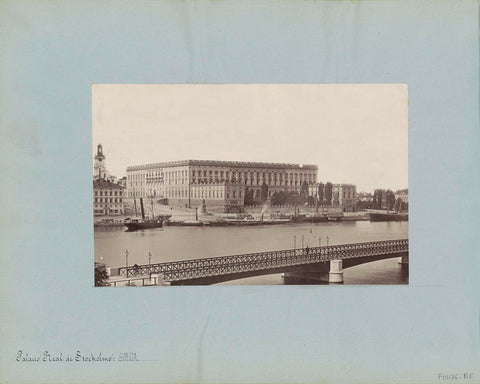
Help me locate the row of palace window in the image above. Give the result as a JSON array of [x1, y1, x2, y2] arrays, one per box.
[[190, 177, 310, 186], [190, 190, 242, 200], [131, 170, 316, 184], [191, 170, 315, 182], [130, 169, 188, 180], [94, 197, 122, 203], [94, 190, 122, 196], [143, 177, 315, 187]]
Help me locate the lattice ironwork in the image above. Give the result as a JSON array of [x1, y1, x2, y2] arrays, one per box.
[[118, 239, 408, 282]]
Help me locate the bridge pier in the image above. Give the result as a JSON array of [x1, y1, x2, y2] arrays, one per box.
[[328, 260, 344, 284], [151, 273, 169, 286], [283, 260, 343, 284], [398, 254, 409, 274]]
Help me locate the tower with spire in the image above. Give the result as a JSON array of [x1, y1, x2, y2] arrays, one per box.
[[93, 143, 108, 180]]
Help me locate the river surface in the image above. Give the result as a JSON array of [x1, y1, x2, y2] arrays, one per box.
[[94, 221, 408, 285]]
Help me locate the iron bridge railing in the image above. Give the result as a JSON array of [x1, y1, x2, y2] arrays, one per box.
[[117, 239, 408, 282]]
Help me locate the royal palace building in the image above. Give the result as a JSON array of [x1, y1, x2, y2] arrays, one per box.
[[126, 160, 318, 211]]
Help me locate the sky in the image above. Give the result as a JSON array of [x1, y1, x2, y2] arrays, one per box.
[[92, 84, 408, 192]]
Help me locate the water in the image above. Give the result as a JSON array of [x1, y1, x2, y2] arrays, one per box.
[[94, 221, 408, 285]]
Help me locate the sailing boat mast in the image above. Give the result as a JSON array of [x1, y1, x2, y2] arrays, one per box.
[[132, 185, 138, 217], [139, 197, 145, 220], [150, 195, 156, 218]]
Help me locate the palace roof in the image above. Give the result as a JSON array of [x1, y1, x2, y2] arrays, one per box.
[[127, 160, 318, 172]]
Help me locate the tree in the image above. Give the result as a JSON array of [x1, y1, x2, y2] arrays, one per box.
[[374, 189, 387, 209], [357, 199, 372, 210], [286, 191, 300, 206], [333, 191, 340, 207], [324, 182, 333, 206], [272, 191, 286, 206], [270, 191, 278, 205], [300, 180, 309, 204], [385, 189, 395, 211], [261, 182, 269, 203], [244, 187, 251, 206], [394, 197, 402, 212], [244, 187, 254, 206], [95, 264, 110, 287], [318, 182, 324, 204]]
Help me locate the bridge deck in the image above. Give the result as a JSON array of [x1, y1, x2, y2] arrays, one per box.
[[118, 239, 408, 283]]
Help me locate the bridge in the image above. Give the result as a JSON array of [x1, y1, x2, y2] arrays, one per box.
[[115, 239, 408, 285]]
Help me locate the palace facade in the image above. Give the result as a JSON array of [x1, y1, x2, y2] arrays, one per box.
[[127, 160, 318, 211]]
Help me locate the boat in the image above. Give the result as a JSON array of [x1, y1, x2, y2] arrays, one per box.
[[124, 217, 164, 231], [326, 212, 344, 222], [290, 211, 344, 223], [369, 210, 408, 222], [307, 214, 329, 223], [291, 214, 308, 223], [124, 197, 170, 231]]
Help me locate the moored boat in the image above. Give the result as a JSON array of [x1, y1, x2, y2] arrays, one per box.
[[124, 217, 164, 231], [124, 197, 171, 231], [369, 211, 408, 222]]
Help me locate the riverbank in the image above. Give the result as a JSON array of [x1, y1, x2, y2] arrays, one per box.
[[119, 199, 370, 223]]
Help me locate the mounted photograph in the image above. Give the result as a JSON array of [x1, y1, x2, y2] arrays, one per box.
[[92, 84, 408, 286]]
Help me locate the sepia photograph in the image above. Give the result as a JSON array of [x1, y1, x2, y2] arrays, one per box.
[[93, 84, 408, 286], [2, 1, 478, 383]]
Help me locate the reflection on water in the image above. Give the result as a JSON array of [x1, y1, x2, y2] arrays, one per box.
[[94, 221, 408, 285]]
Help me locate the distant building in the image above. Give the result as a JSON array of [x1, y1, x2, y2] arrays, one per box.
[[118, 176, 127, 188], [357, 192, 373, 201], [332, 184, 357, 212], [307, 183, 357, 211], [395, 189, 408, 204], [126, 160, 318, 212], [93, 179, 125, 215]]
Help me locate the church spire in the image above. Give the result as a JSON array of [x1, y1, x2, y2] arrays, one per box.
[[94, 143, 107, 179]]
